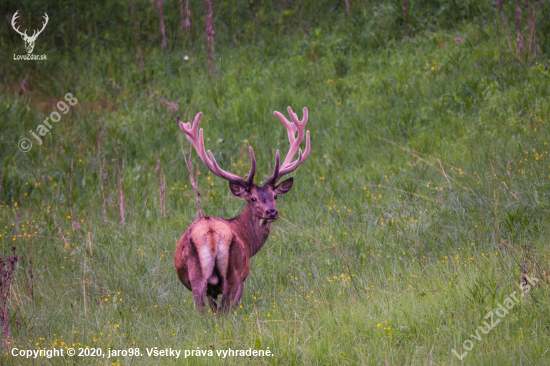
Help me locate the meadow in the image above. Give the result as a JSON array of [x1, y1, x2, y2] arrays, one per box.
[[1, 1, 550, 364]]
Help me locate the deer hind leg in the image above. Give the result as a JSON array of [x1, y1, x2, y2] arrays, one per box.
[[188, 271, 207, 312], [187, 239, 210, 313]]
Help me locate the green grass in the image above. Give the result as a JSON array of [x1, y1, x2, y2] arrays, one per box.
[[1, 12, 550, 365]]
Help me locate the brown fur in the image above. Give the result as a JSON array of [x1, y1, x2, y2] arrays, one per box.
[[176, 107, 309, 313], [174, 182, 292, 313]]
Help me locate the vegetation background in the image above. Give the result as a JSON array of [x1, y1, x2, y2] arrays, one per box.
[[1, 0, 549, 364]]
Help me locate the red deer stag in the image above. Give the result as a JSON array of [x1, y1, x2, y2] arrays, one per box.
[[174, 107, 311, 313]]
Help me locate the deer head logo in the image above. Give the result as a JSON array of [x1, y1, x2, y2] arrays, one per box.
[[11, 11, 49, 54]]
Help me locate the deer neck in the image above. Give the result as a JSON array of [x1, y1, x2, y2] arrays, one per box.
[[229, 203, 271, 257]]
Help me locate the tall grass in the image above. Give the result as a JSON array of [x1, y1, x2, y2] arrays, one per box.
[[1, 1, 550, 365]]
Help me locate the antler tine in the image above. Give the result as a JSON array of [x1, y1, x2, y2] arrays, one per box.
[[288, 106, 308, 126], [178, 112, 256, 187], [266, 150, 281, 185], [244, 146, 256, 185], [178, 112, 203, 156], [267, 107, 310, 184], [35, 13, 49, 38], [273, 110, 298, 143], [11, 11, 28, 37], [275, 106, 308, 166], [29, 13, 48, 40], [278, 130, 310, 176]]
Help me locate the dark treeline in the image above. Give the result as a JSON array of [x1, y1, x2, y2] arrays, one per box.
[[2, 0, 548, 56]]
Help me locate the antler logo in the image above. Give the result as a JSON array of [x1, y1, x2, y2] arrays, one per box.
[[11, 11, 49, 54]]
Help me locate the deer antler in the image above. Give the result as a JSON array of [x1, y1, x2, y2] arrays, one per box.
[[266, 107, 311, 185], [178, 112, 256, 188], [11, 11, 28, 38], [27, 13, 49, 41]]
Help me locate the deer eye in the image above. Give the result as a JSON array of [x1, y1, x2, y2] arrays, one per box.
[[274, 195, 278, 200], [251, 197, 257, 202]]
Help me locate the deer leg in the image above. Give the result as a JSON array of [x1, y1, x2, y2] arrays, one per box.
[[187, 242, 208, 313], [207, 295, 219, 313], [220, 272, 244, 311], [190, 279, 207, 313], [220, 273, 233, 312], [207, 284, 221, 313], [221, 266, 243, 313], [221, 236, 248, 311], [231, 282, 244, 310]]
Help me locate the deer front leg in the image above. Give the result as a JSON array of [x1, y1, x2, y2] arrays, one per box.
[[220, 268, 238, 312], [207, 295, 219, 313], [220, 237, 248, 312], [219, 268, 246, 312], [231, 282, 244, 310]]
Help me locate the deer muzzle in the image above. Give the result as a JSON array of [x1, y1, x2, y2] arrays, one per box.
[[266, 209, 278, 220]]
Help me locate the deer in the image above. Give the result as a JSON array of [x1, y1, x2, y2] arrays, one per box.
[[11, 11, 49, 54], [174, 107, 311, 313]]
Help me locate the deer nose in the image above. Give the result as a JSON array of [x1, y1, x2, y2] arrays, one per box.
[[266, 209, 278, 219]]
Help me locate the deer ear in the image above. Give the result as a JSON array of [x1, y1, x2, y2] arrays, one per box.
[[274, 178, 293, 194], [229, 181, 249, 197]]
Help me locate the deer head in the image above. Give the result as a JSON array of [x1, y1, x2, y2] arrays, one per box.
[[11, 11, 49, 54], [178, 107, 310, 224]]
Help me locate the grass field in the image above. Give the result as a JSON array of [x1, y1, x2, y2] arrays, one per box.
[[1, 2, 550, 364]]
